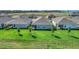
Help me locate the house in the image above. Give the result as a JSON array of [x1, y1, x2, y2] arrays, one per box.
[[32, 16, 52, 30], [0, 13, 9, 17], [69, 12, 79, 16], [0, 16, 13, 28], [70, 17, 79, 29], [19, 15, 30, 19], [0, 15, 44, 29], [52, 17, 79, 29], [4, 18, 32, 28]]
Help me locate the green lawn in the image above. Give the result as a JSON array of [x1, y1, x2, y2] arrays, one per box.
[[0, 29, 79, 49]]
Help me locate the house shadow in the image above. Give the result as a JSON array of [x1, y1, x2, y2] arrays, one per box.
[[52, 34, 61, 39], [70, 35, 79, 39]]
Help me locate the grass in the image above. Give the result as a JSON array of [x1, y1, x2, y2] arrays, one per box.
[[0, 29, 79, 48]]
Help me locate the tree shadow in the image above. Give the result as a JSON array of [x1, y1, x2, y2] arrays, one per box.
[[70, 35, 79, 39], [52, 34, 61, 39], [19, 34, 23, 37], [32, 34, 37, 39]]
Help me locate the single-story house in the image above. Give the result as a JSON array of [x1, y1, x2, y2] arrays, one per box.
[[19, 15, 30, 19], [70, 17, 79, 29], [0, 13, 9, 17], [4, 18, 32, 28], [0, 16, 13, 28], [32, 16, 52, 30], [52, 17, 79, 29], [0, 15, 44, 29], [69, 12, 79, 16]]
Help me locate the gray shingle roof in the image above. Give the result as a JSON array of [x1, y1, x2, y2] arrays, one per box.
[[52, 17, 64, 23], [70, 17, 79, 24], [1, 16, 79, 26], [52, 17, 73, 24], [0, 16, 13, 24], [5, 18, 32, 24], [32, 16, 50, 25]]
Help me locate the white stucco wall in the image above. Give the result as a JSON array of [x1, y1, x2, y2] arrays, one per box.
[[0, 24, 29, 28], [13, 24, 28, 28], [35, 25, 51, 29]]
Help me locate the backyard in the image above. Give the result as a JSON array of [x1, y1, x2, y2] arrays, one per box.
[[0, 29, 79, 48]]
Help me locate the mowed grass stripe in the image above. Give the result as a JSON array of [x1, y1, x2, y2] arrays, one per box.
[[0, 29, 79, 48]]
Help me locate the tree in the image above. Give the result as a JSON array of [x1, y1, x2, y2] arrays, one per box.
[[51, 21, 57, 33], [68, 27, 71, 33], [67, 27, 71, 39], [1, 23, 4, 29], [28, 21, 33, 36], [48, 14, 56, 20], [28, 14, 35, 36], [17, 27, 22, 36], [29, 14, 34, 19], [48, 14, 57, 33]]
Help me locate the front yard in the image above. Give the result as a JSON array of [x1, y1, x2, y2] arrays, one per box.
[[0, 29, 79, 48]]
